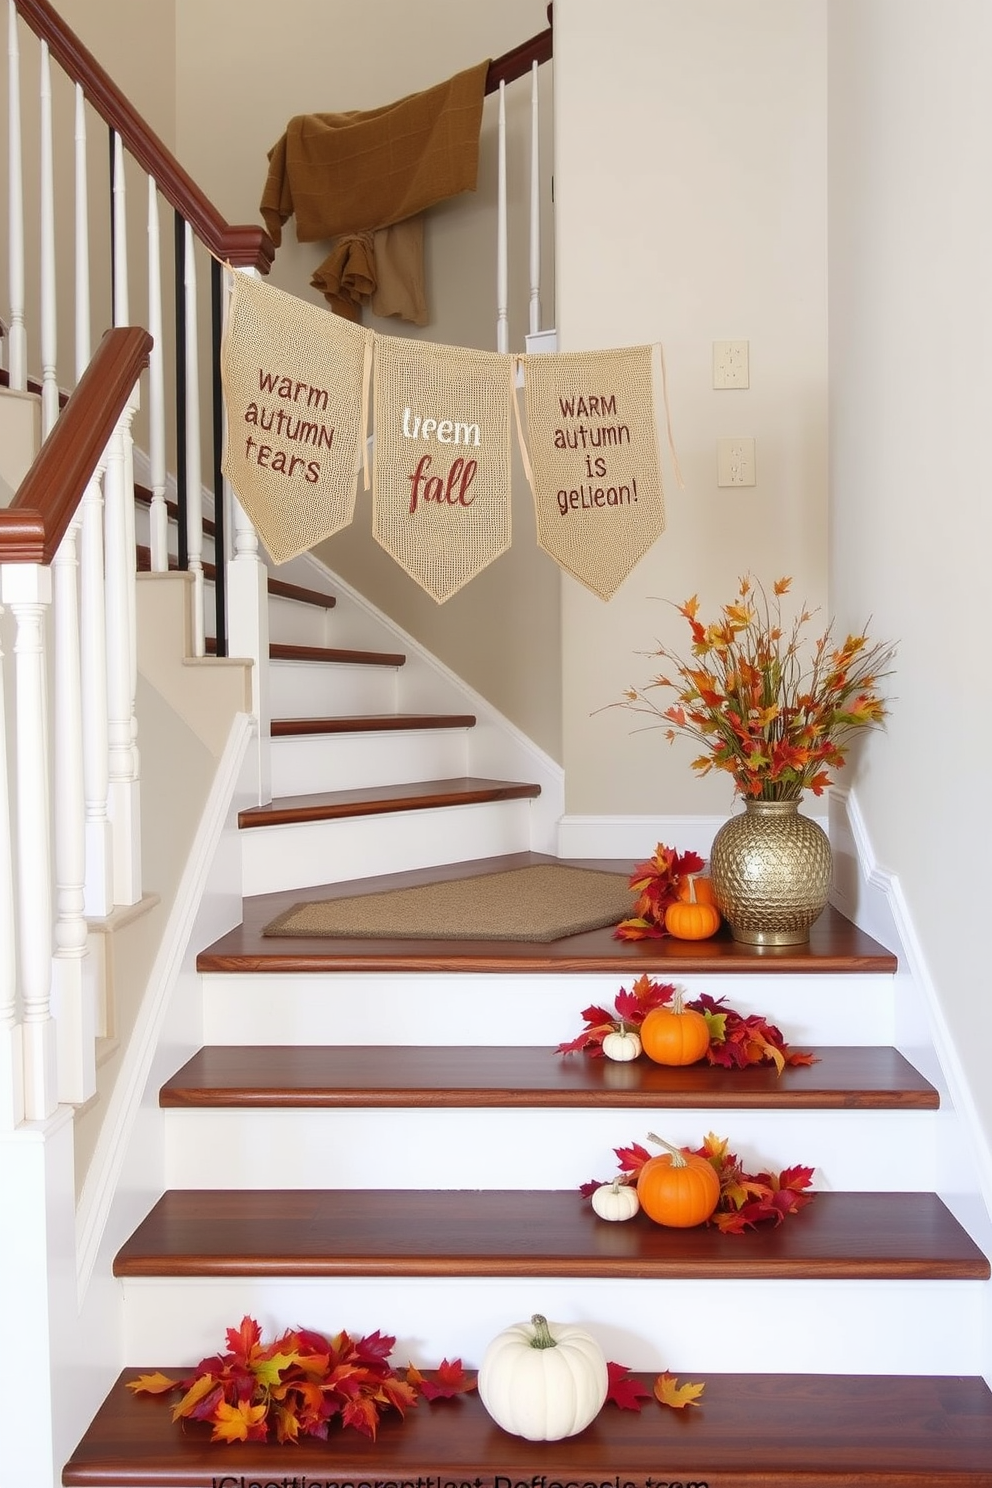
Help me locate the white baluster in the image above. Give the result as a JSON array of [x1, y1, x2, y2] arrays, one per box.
[[39, 40, 58, 436], [0, 603, 25, 1130], [51, 516, 94, 1104], [184, 222, 205, 657], [74, 83, 91, 381], [529, 60, 541, 338], [147, 179, 168, 571], [112, 131, 129, 326], [104, 414, 141, 906], [80, 469, 113, 919], [496, 80, 508, 355], [6, 1, 26, 390], [1, 563, 57, 1120]]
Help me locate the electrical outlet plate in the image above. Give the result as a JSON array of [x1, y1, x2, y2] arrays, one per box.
[[717, 437, 756, 487], [713, 340, 749, 389]]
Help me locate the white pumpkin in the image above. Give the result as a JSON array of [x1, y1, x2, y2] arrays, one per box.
[[591, 1178, 640, 1222], [601, 1027, 642, 1062], [478, 1313, 608, 1440]]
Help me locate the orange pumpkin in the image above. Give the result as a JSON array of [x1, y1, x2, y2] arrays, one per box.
[[639, 987, 711, 1066], [666, 876, 721, 940], [676, 873, 716, 906], [636, 1134, 722, 1228]]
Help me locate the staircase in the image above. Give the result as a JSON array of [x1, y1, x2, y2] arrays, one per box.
[[61, 531, 992, 1486]]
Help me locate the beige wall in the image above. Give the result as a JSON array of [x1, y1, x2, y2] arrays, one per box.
[[828, 1, 992, 1140], [174, 0, 562, 759], [553, 0, 828, 814]]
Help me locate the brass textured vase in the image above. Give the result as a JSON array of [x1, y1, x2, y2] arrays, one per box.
[[709, 799, 831, 946]]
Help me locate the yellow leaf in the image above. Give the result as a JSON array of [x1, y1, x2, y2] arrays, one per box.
[[210, 1398, 267, 1443], [126, 1372, 178, 1396], [252, 1349, 299, 1388], [654, 1372, 705, 1410]]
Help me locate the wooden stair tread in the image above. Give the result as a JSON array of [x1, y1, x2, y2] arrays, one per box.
[[204, 638, 406, 665], [238, 777, 542, 828], [62, 1369, 992, 1488], [269, 640, 406, 665], [112, 1190, 988, 1280], [271, 712, 476, 736], [196, 852, 899, 975], [135, 546, 336, 608], [265, 574, 337, 607], [160, 1044, 939, 1109]]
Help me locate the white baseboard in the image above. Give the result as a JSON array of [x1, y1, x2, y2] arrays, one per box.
[[557, 814, 726, 861]]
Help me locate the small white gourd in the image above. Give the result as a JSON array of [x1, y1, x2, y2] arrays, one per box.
[[601, 1027, 641, 1062], [478, 1313, 608, 1440], [591, 1178, 640, 1223]]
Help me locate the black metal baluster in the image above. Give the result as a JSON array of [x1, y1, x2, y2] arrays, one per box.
[[211, 257, 227, 656], [174, 211, 188, 569]]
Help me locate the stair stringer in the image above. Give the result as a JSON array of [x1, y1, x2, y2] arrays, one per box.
[[266, 545, 565, 851], [57, 713, 258, 1479], [830, 784, 992, 1383]]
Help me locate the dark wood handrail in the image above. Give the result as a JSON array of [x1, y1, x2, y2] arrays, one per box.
[[13, 0, 274, 273], [486, 7, 553, 94], [0, 327, 152, 565]]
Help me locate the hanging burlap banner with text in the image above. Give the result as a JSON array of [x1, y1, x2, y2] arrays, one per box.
[[221, 272, 371, 563], [372, 335, 512, 602], [520, 344, 668, 600]]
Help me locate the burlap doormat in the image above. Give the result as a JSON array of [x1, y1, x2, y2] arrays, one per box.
[[262, 864, 633, 942]]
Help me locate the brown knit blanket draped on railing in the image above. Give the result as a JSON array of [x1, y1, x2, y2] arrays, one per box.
[[260, 59, 489, 322]]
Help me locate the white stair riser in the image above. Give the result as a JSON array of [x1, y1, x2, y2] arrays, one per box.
[[162, 1106, 938, 1192], [201, 972, 897, 1048], [269, 660, 401, 718], [241, 799, 536, 895], [119, 1274, 986, 1377], [269, 727, 471, 797], [267, 593, 335, 647]]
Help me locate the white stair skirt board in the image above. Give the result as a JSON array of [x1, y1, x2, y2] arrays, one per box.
[[162, 1106, 938, 1193], [269, 726, 471, 798], [240, 797, 539, 896], [200, 972, 898, 1049], [268, 659, 402, 719], [119, 1274, 986, 1379]]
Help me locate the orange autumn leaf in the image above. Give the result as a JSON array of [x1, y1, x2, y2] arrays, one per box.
[[126, 1372, 179, 1396], [654, 1372, 705, 1410]]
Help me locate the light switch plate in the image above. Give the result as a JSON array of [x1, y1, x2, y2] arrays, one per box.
[[713, 340, 749, 389], [717, 437, 756, 486]]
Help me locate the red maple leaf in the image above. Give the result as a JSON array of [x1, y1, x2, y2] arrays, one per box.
[[605, 1361, 651, 1411], [409, 1358, 477, 1401]]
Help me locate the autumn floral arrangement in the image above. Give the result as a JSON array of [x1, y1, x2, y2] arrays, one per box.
[[128, 1315, 705, 1442], [557, 972, 815, 1076], [615, 575, 896, 802]]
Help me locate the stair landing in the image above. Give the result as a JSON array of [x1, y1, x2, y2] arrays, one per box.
[[196, 851, 899, 975], [64, 1369, 992, 1487]]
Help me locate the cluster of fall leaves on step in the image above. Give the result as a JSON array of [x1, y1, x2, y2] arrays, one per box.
[[582, 1131, 816, 1236], [129, 1316, 703, 1443], [558, 970, 817, 1076]]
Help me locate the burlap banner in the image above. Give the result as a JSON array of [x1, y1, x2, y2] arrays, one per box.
[[372, 335, 512, 602], [520, 344, 667, 601], [221, 272, 371, 563]]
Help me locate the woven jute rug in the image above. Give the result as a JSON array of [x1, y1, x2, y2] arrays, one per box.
[[261, 864, 633, 942]]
